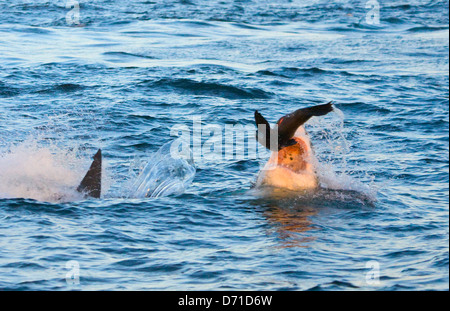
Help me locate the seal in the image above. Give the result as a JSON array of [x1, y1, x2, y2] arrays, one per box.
[[254, 102, 333, 191]]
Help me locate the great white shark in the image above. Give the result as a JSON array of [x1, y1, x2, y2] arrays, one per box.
[[254, 102, 334, 191]]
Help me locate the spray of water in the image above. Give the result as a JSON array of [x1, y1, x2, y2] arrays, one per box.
[[307, 107, 377, 201], [0, 110, 113, 203], [0, 138, 89, 202], [124, 139, 196, 198], [0, 136, 196, 202]]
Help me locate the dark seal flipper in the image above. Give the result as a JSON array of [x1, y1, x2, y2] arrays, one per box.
[[255, 102, 334, 151], [77, 149, 102, 199], [255, 110, 278, 151], [277, 102, 333, 148]]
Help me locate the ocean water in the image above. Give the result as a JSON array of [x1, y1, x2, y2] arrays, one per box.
[[0, 0, 448, 291]]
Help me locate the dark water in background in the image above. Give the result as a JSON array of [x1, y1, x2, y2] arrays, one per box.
[[0, 0, 448, 290]]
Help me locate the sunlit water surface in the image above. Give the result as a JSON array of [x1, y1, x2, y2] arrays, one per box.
[[0, 0, 448, 290]]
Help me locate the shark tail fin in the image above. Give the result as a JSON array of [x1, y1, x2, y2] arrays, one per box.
[[77, 149, 102, 199]]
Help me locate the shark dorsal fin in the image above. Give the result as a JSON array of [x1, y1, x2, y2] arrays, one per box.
[[77, 149, 102, 199]]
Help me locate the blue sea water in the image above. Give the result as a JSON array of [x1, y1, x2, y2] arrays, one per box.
[[0, 0, 448, 291]]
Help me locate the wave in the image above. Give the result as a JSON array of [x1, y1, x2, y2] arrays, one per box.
[[0, 82, 19, 98], [339, 102, 392, 114], [407, 26, 449, 32], [142, 78, 272, 99], [256, 67, 327, 78], [256, 67, 356, 79], [34, 83, 87, 94], [103, 51, 157, 60]]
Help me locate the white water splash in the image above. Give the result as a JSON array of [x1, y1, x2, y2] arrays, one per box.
[[307, 107, 377, 200], [0, 139, 91, 202], [125, 139, 196, 198], [0, 135, 195, 202]]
